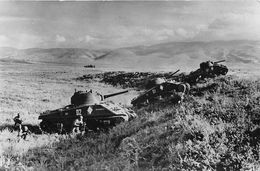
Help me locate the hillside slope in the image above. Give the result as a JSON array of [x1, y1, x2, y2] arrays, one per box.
[[9, 76, 260, 170]]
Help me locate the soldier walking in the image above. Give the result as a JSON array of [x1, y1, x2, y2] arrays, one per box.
[[13, 113, 22, 127]]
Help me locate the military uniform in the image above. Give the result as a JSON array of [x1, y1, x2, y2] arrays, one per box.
[[72, 116, 85, 134], [13, 113, 22, 127], [21, 126, 30, 140]]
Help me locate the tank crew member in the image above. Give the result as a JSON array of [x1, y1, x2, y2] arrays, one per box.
[[208, 61, 214, 72], [72, 115, 84, 134], [20, 126, 30, 140]]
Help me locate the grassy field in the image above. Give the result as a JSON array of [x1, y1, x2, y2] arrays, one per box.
[[0, 62, 137, 170], [1, 62, 260, 170]]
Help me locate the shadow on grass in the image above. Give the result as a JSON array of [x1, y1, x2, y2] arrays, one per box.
[[0, 123, 42, 134]]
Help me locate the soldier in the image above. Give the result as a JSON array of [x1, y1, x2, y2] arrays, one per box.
[[207, 61, 214, 72], [72, 115, 85, 134], [200, 61, 213, 72], [20, 126, 30, 140], [13, 113, 22, 127], [13, 113, 23, 136], [17, 124, 22, 137]]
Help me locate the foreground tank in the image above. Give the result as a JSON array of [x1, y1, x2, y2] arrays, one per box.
[[39, 90, 136, 133]]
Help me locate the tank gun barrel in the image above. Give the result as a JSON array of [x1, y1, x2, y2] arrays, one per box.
[[103, 90, 129, 99], [214, 60, 225, 64], [171, 69, 180, 76]]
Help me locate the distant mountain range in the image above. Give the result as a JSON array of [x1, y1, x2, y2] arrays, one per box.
[[1, 40, 259, 71], [0, 47, 108, 64]]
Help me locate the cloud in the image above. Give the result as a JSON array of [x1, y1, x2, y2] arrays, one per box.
[[208, 13, 245, 30], [198, 12, 260, 40], [17, 34, 43, 49], [0, 35, 11, 47], [84, 35, 97, 43], [55, 35, 66, 42], [0, 16, 31, 22], [176, 28, 188, 38], [0, 34, 43, 49], [0, 1, 259, 49], [141, 28, 175, 41]]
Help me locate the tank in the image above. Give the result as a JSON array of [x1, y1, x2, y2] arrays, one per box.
[[145, 69, 180, 90], [131, 79, 190, 107], [38, 90, 136, 133], [131, 69, 189, 107], [184, 60, 228, 84]]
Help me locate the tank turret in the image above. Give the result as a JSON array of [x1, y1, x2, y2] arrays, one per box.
[[70, 90, 129, 106], [145, 69, 180, 90]]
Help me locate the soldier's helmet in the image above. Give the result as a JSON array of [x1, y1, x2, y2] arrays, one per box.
[[23, 126, 28, 132]]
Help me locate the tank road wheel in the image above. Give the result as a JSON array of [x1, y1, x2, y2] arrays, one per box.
[[222, 68, 228, 75], [185, 83, 191, 94], [114, 117, 125, 125], [177, 84, 186, 93]]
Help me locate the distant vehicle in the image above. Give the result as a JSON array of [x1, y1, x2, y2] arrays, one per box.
[[84, 65, 95, 68], [184, 60, 228, 84], [39, 89, 136, 133]]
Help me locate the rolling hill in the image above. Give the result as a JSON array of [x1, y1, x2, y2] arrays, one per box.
[[0, 47, 108, 65], [1, 40, 260, 71]]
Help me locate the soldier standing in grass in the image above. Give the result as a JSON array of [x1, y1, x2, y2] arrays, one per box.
[[13, 113, 22, 127], [13, 113, 23, 136]]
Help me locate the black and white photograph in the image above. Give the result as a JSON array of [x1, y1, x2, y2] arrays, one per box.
[[0, 0, 260, 170]]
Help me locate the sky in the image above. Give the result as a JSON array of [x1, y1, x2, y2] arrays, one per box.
[[0, 1, 260, 49]]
